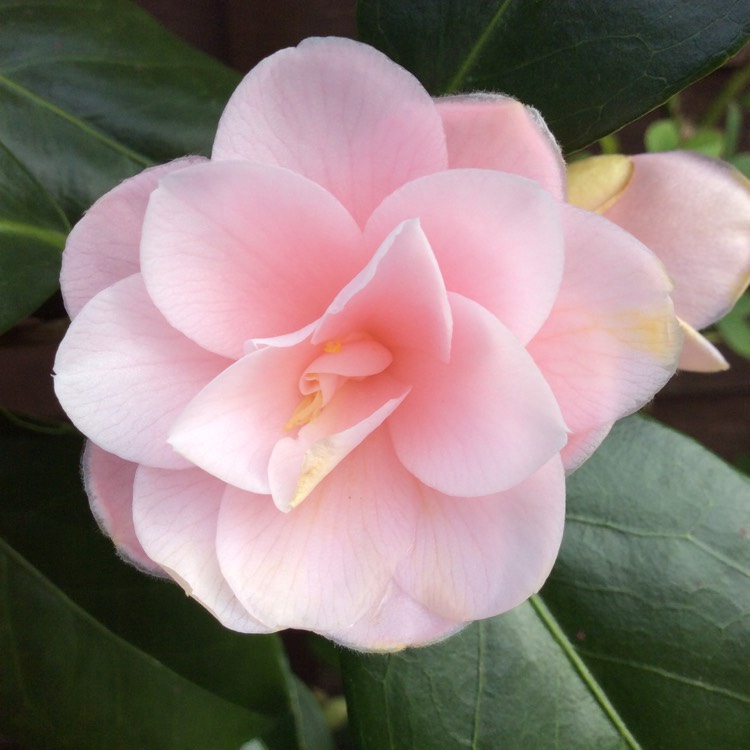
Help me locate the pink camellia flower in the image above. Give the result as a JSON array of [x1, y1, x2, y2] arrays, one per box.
[[568, 153, 750, 372], [54, 37, 682, 650]]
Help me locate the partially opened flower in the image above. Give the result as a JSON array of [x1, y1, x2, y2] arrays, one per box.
[[54, 37, 681, 650], [568, 152, 750, 371]]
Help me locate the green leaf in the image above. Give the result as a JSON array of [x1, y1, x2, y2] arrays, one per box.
[[0, 421, 334, 750], [0, 0, 240, 329], [0, 139, 69, 332], [0, 0, 240, 222], [0, 537, 274, 750], [342, 416, 750, 749], [716, 293, 750, 358], [357, 0, 750, 151], [644, 119, 681, 153]]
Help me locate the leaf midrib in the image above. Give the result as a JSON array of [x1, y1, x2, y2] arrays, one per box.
[[0, 220, 67, 248], [444, 0, 514, 93], [530, 595, 643, 750], [0, 73, 152, 167]]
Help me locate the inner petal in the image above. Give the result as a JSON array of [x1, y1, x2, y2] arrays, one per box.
[[270, 373, 411, 511]]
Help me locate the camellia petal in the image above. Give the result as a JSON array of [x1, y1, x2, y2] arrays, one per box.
[[597, 152, 750, 330], [396, 457, 565, 622], [678, 319, 729, 372], [436, 94, 566, 199], [313, 219, 452, 362], [132, 465, 272, 633], [566, 153, 633, 213], [216, 432, 417, 633], [528, 205, 681, 464], [389, 293, 568, 497], [141, 160, 365, 358], [332, 582, 463, 652], [365, 169, 564, 343], [268, 374, 410, 511], [83, 442, 162, 575], [54, 275, 230, 469], [168, 341, 317, 494], [212, 37, 448, 226], [60, 157, 205, 319]]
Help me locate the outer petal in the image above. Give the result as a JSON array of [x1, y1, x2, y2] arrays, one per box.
[[54, 274, 230, 469], [83, 442, 162, 575], [679, 319, 729, 372], [365, 169, 564, 343], [216, 431, 417, 634], [389, 293, 568, 497], [141, 160, 364, 359], [61, 157, 205, 319], [436, 94, 566, 199], [212, 37, 448, 226], [168, 341, 316, 494], [331, 583, 463, 652], [528, 205, 681, 470], [602, 152, 750, 329], [396, 457, 565, 622], [132, 465, 272, 633], [313, 219, 452, 361]]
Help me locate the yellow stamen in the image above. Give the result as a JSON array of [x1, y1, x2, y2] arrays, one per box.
[[284, 391, 323, 431], [324, 339, 343, 353]]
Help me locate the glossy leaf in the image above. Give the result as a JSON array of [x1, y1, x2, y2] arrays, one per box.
[[342, 416, 750, 749], [357, 0, 750, 151], [0, 139, 69, 332], [0, 421, 333, 750], [0, 537, 274, 750], [0, 0, 240, 331]]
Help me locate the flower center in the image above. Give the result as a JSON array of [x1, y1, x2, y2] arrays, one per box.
[[284, 391, 324, 431], [282, 336, 393, 433]]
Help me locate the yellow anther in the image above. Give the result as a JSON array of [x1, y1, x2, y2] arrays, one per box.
[[284, 391, 324, 431], [324, 340, 343, 353]]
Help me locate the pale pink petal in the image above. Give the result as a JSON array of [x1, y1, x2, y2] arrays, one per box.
[[61, 157, 205, 319], [83, 442, 162, 575], [389, 293, 567, 497], [141, 160, 364, 359], [603, 152, 750, 329], [54, 275, 230, 469], [678, 319, 729, 372], [331, 583, 463, 652], [168, 341, 317, 494], [313, 219, 452, 361], [364, 170, 564, 343], [269, 374, 410, 511], [216, 431, 417, 634], [528, 206, 681, 440], [560, 422, 613, 473], [436, 94, 566, 199], [132, 465, 272, 633], [212, 37, 448, 226], [397, 457, 565, 621]]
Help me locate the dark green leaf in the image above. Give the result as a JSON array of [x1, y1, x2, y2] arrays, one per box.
[[0, 0, 240, 329], [0, 139, 69, 332], [0, 421, 334, 750], [0, 0, 240, 222], [0, 537, 274, 750], [357, 0, 750, 151], [342, 416, 750, 749]]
